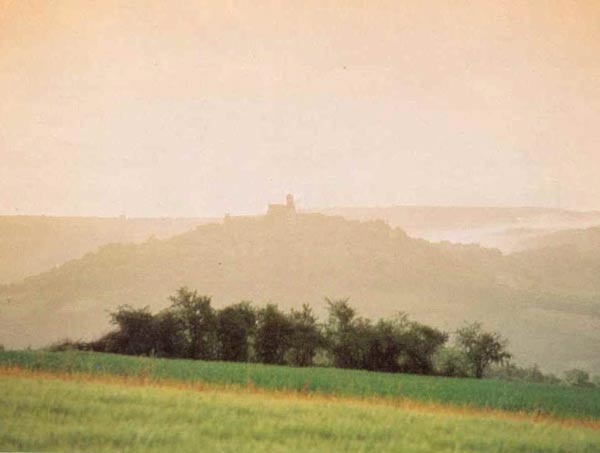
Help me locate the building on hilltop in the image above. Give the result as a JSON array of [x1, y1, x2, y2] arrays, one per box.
[[267, 194, 296, 218], [223, 194, 297, 225]]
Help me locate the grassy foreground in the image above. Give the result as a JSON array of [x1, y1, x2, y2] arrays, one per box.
[[2, 350, 600, 420], [2, 370, 600, 453]]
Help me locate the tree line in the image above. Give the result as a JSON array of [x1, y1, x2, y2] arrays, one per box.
[[58, 287, 514, 379]]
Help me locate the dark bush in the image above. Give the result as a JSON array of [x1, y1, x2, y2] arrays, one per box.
[[286, 304, 325, 367], [60, 288, 521, 381], [169, 287, 218, 360], [217, 302, 256, 362], [255, 304, 293, 365]]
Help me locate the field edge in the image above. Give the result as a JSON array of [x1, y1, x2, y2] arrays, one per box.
[[2, 365, 599, 432]]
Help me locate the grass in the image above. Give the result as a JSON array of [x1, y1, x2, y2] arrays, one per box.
[[1, 350, 600, 421], [2, 370, 600, 452]]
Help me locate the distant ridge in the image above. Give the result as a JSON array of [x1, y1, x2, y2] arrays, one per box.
[[0, 215, 216, 285], [312, 206, 600, 252]]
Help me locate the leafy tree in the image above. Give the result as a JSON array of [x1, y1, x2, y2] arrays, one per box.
[[255, 304, 293, 364], [89, 331, 120, 352], [363, 318, 403, 372], [326, 301, 447, 374], [433, 347, 471, 377], [325, 298, 371, 369], [325, 298, 355, 334], [455, 322, 511, 378], [152, 309, 187, 358], [169, 287, 218, 360], [216, 302, 256, 362], [107, 305, 156, 355], [397, 318, 448, 375], [286, 304, 325, 367], [361, 315, 447, 374]]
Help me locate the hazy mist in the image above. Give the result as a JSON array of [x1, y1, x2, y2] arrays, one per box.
[[2, 0, 599, 217]]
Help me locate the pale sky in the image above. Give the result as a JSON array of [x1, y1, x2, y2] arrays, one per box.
[[1, 0, 599, 217]]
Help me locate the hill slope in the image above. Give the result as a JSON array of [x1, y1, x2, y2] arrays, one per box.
[[0, 216, 215, 284], [1, 213, 598, 373], [315, 206, 600, 252], [506, 227, 600, 307]]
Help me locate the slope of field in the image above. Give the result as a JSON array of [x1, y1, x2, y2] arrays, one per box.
[[1, 213, 599, 374], [0, 215, 215, 284], [2, 351, 600, 420], [2, 368, 600, 452]]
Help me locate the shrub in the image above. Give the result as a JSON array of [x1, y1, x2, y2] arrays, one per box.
[[169, 288, 218, 360], [564, 369, 593, 387], [54, 287, 520, 381], [286, 304, 326, 367], [433, 347, 471, 377], [455, 322, 511, 378], [45, 339, 90, 352], [485, 362, 562, 384], [255, 304, 293, 365], [107, 305, 156, 355], [217, 302, 256, 362], [325, 299, 372, 369]]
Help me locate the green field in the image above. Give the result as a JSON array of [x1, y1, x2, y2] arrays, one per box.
[[2, 372, 600, 453], [2, 350, 600, 420]]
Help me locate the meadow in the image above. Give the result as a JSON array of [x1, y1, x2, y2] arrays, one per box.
[[2, 369, 600, 453], [1, 350, 600, 421]]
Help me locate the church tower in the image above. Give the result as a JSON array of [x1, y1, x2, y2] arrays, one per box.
[[286, 194, 295, 212]]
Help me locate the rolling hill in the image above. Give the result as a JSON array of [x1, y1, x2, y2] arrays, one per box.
[[0, 215, 216, 285], [1, 211, 598, 374], [3, 206, 597, 285]]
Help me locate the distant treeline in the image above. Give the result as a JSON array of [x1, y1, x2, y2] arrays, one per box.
[[54, 287, 520, 379]]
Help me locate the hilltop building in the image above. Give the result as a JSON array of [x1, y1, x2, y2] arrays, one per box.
[[223, 195, 297, 224], [267, 194, 296, 218]]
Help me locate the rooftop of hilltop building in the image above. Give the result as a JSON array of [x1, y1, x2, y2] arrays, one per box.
[[223, 195, 298, 224], [219, 196, 402, 237], [267, 194, 296, 217]]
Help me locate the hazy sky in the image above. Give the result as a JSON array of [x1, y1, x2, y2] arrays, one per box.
[[1, 0, 599, 216]]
